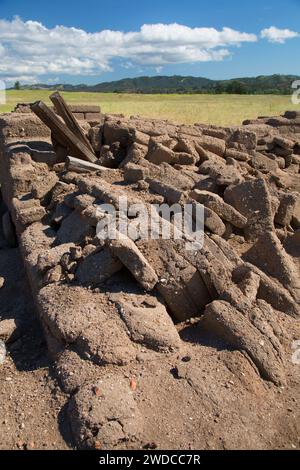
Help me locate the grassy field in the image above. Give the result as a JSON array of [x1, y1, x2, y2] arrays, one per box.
[[0, 90, 298, 126]]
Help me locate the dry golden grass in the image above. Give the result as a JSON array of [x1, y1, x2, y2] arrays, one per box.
[[0, 90, 298, 126]]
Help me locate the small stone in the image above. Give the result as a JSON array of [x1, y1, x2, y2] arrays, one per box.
[[44, 265, 62, 284], [93, 386, 101, 397], [0, 319, 17, 342], [25, 441, 35, 450], [82, 244, 97, 258], [130, 377, 137, 392], [0, 340, 7, 364], [182, 356, 191, 363], [70, 246, 82, 261], [60, 252, 72, 271], [136, 354, 144, 363], [94, 440, 101, 450], [143, 442, 158, 449], [137, 180, 150, 191]]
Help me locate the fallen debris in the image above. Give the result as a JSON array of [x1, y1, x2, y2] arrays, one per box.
[[50, 92, 95, 154], [201, 300, 286, 385], [190, 189, 248, 228], [108, 234, 158, 291], [224, 179, 274, 240], [1, 100, 300, 450], [31, 100, 97, 163], [65, 156, 108, 173]]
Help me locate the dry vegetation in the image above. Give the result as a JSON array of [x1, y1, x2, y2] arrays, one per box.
[[1, 90, 299, 126]]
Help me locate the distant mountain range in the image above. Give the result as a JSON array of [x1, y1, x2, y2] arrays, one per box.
[[16, 74, 300, 94]]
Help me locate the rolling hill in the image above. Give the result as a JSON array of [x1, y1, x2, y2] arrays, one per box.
[[17, 74, 300, 94]]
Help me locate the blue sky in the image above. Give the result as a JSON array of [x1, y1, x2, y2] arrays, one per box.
[[0, 0, 299, 84]]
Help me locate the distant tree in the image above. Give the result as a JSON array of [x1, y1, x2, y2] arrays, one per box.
[[225, 80, 248, 94], [14, 81, 21, 90], [215, 83, 226, 94]]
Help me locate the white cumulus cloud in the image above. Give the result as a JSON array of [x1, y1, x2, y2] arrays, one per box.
[[261, 26, 299, 43], [0, 17, 258, 82]]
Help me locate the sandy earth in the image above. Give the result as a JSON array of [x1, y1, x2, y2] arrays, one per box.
[[1, 228, 300, 450]]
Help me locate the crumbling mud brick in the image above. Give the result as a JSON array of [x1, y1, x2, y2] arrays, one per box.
[[201, 300, 286, 385], [224, 179, 274, 240]]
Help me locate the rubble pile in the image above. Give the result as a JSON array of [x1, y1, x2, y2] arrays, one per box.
[[0, 94, 299, 449]]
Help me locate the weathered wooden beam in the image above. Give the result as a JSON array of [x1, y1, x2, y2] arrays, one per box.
[[66, 156, 109, 173], [31, 101, 97, 163], [50, 92, 95, 154]]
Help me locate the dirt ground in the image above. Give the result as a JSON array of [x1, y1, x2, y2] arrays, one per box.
[[1, 227, 300, 450]]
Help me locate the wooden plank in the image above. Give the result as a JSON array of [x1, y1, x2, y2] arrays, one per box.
[[31, 101, 97, 163], [66, 156, 109, 173], [50, 92, 95, 154]]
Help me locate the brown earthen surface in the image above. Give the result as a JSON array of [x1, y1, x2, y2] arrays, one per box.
[[0, 106, 300, 450]]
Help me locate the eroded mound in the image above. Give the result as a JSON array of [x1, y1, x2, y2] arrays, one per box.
[[0, 99, 300, 449]]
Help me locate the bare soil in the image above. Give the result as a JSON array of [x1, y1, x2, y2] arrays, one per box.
[[1, 235, 300, 450]]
